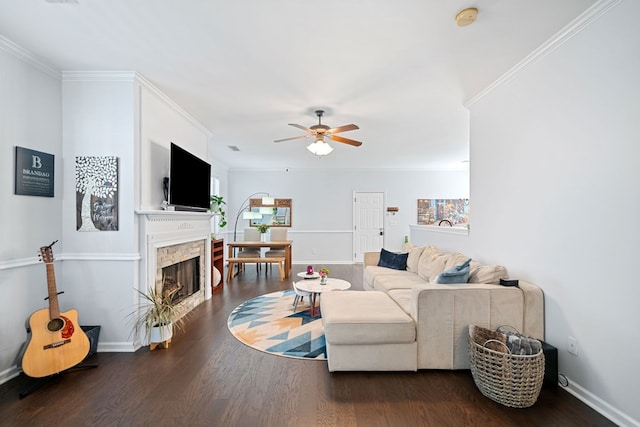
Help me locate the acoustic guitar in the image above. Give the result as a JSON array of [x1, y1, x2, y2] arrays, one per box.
[[21, 241, 90, 378]]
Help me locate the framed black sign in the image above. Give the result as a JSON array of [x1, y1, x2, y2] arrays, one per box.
[[14, 146, 55, 197]]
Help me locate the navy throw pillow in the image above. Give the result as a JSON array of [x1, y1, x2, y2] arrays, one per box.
[[437, 258, 472, 284], [377, 248, 408, 270]]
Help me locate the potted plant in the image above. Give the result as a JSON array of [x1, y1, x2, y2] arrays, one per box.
[[128, 286, 187, 349], [319, 268, 329, 285], [256, 223, 270, 241], [209, 195, 227, 228]]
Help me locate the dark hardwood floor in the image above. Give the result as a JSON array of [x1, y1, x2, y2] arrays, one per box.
[[0, 264, 615, 426]]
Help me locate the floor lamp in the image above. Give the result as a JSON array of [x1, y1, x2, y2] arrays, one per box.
[[232, 192, 274, 242]]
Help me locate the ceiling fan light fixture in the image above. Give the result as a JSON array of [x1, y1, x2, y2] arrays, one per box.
[[307, 139, 333, 156], [276, 108, 361, 154]]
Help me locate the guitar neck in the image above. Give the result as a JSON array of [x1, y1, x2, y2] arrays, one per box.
[[45, 263, 60, 319]]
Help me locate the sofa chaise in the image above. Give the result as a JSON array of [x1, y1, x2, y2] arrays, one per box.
[[320, 246, 544, 372]]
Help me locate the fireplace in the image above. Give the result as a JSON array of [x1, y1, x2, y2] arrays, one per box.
[[155, 239, 206, 312], [161, 256, 200, 303], [137, 210, 214, 322]]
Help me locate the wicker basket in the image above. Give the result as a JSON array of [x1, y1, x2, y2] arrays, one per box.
[[468, 325, 545, 408]]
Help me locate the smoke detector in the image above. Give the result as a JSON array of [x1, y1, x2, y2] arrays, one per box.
[[456, 8, 478, 27]]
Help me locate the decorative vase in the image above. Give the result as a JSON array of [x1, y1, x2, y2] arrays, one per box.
[[320, 275, 327, 285], [212, 266, 221, 287], [260, 233, 267, 242]]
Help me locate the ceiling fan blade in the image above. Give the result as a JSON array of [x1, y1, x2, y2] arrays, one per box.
[[327, 124, 359, 134], [274, 135, 311, 143], [288, 123, 313, 133], [329, 134, 363, 147]]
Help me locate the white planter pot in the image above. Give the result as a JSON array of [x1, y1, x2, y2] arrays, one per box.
[[150, 323, 173, 343]]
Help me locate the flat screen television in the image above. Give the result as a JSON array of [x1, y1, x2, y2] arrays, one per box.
[[169, 142, 211, 212]]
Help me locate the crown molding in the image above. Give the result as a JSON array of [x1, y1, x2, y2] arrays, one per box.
[[465, 0, 622, 108], [61, 70, 137, 81], [135, 73, 213, 138], [60, 71, 212, 137], [229, 165, 469, 173], [0, 35, 60, 79]]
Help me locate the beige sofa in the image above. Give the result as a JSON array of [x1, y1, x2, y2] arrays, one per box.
[[320, 246, 544, 371]]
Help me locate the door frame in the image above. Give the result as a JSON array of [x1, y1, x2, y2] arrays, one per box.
[[352, 191, 385, 263]]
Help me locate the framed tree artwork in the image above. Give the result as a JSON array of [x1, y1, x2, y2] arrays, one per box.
[[75, 156, 119, 231]]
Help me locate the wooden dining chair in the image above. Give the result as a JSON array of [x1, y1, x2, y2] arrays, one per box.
[[238, 228, 262, 273], [265, 227, 287, 271]]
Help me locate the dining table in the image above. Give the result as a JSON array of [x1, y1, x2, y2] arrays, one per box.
[[226, 240, 292, 278]]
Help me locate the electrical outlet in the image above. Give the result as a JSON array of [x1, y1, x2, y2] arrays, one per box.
[[568, 336, 578, 356], [311, 248, 317, 255]]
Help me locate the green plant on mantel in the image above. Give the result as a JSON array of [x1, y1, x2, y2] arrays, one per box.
[[209, 195, 227, 228]]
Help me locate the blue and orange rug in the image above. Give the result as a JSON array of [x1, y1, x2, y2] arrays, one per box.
[[227, 290, 326, 360]]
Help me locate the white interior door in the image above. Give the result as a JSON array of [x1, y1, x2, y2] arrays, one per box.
[[353, 192, 384, 263]]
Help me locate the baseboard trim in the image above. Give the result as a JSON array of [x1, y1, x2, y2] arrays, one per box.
[[0, 342, 136, 387], [564, 376, 639, 427], [0, 366, 21, 386], [97, 342, 137, 353]]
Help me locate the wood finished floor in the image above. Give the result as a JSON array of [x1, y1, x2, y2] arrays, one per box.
[[0, 264, 615, 426]]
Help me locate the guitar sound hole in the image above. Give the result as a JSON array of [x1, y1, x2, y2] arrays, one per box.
[[47, 318, 64, 332]]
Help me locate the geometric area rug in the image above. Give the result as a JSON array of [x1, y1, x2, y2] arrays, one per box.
[[227, 290, 326, 360]]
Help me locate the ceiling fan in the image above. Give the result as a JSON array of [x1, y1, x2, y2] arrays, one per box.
[[274, 110, 363, 155]]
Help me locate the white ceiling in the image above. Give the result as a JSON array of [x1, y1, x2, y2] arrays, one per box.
[[0, 0, 595, 170]]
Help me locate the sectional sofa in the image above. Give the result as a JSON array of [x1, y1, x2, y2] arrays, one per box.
[[320, 246, 544, 371]]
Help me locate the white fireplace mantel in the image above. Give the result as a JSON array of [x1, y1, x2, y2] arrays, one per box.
[[136, 209, 215, 222], [136, 210, 214, 301]]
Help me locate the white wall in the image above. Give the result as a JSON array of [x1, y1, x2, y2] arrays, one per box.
[[139, 82, 211, 211], [0, 59, 215, 384], [227, 168, 468, 263], [0, 41, 63, 383], [60, 73, 213, 353], [413, 2, 639, 425], [61, 75, 138, 352], [208, 153, 230, 235]]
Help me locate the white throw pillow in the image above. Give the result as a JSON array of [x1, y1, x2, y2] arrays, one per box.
[[401, 242, 416, 252], [406, 245, 426, 273], [417, 246, 448, 281], [468, 262, 509, 284]]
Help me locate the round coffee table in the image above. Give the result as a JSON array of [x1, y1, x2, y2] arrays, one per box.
[[294, 278, 351, 317]]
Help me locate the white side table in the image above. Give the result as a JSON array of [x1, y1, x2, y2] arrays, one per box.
[[295, 278, 351, 317]]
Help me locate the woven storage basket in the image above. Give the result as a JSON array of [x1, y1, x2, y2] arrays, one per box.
[[468, 325, 545, 408]]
